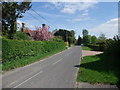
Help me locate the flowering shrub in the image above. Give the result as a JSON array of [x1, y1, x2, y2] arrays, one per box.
[[33, 26, 54, 41]]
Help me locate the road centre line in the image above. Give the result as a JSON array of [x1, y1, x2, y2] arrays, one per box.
[[52, 58, 62, 65], [13, 70, 43, 89]]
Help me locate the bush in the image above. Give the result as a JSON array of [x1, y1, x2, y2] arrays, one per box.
[[104, 35, 120, 57], [2, 39, 66, 63], [52, 36, 64, 42], [14, 31, 30, 40]]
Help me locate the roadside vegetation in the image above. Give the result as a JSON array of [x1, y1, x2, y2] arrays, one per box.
[[2, 38, 66, 71], [77, 54, 119, 85], [1, 2, 78, 71], [82, 45, 99, 51], [77, 29, 120, 87]]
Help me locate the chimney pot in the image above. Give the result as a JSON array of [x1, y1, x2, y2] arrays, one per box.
[[42, 24, 46, 28]]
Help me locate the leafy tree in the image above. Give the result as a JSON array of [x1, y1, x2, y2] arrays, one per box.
[[82, 29, 88, 37], [98, 34, 106, 51], [91, 35, 98, 45], [77, 35, 82, 45], [98, 33, 106, 42], [105, 35, 120, 57], [54, 29, 75, 45], [83, 35, 91, 45], [2, 1, 31, 39]]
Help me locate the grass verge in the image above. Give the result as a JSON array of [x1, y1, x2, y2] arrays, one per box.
[[82, 45, 99, 51], [2, 49, 66, 71], [82, 46, 93, 50], [77, 54, 119, 85]]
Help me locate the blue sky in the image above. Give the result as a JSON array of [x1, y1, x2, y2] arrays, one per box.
[[17, 1, 118, 39]]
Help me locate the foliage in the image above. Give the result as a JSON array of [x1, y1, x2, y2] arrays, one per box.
[[98, 33, 106, 42], [97, 34, 106, 51], [3, 47, 66, 71], [82, 46, 93, 51], [65, 42, 69, 46], [77, 35, 82, 45], [104, 35, 120, 58], [33, 26, 53, 41], [52, 36, 64, 42], [13, 31, 30, 40], [83, 35, 91, 45], [2, 1, 31, 39], [82, 45, 99, 51], [82, 29, 88, 37], [54, 29, 76, 45], [91, 35, 98, 45], [2, 38, 66, 63]]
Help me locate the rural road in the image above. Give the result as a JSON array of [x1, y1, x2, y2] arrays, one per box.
[[2, 46, 82, 88]]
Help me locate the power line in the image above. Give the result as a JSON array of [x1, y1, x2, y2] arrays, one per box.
[[30, 8, 57, 29], [26, 12, 43, 24]]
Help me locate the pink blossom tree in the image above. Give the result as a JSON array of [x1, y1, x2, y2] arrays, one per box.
[[33, 24, 54, 41]]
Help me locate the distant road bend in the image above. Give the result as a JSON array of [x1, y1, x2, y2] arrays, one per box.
[[2, 46, 82, 88]]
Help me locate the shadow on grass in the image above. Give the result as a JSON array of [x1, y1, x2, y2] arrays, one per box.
[[86, 45, 100, 51], [75, 54, 120, 88]]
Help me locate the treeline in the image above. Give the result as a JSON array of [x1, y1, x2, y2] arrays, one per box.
[[77, 29, 106, 51], [54, 29, 76, 46], [77, 29, 120, 58]]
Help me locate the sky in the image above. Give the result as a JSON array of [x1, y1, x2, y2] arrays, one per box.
[[17, 1, 118, 39]]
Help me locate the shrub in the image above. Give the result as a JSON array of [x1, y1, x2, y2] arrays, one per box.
[[104, 35, 120, 57], [2, 39, 66, 63], [52, 36, 64, 42], [14, 31, 30, 40]]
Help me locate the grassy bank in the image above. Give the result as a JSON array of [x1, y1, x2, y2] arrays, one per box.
[[82, 46, 93, 51], [2, 48, 66, 71], [82, 45, 99, 51], [77, 54, 119, 85]]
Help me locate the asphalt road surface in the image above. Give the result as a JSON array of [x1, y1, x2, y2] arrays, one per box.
[[2, 46, 82, 88]]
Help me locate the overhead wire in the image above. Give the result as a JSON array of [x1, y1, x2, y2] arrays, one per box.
[[30, 8, 57, 29]]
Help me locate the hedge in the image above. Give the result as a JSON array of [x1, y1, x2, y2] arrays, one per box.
[[2, 39, 66, 63]]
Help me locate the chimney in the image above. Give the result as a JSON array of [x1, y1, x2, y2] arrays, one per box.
[[21, 23, 25, 32], [22, 23, 25, 28], [42, 24, 46, 28]]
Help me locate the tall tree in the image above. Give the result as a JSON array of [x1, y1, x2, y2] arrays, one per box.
[[91, 35, 98, 45], [77, 35, 82, 45], [98, 33, 106, 42], [98, 34, 106, 51], [2, 1, 31, 39], [82, 29, 88, 37], [54, 29, 76, 45], [83, 35, 91, 45]]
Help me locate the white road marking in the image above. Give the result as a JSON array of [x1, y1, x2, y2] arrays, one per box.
[[7, 81, 17, 87], [13, 70, 43, 88], [65, 52, 73, 56], [52, 58, 62, 65]]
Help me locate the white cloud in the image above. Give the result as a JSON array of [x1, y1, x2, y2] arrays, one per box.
[[60, 2, 98, 14], [67, 16, 91, 22], [89, 18, 118, 38], [67, 10, 93, 22]]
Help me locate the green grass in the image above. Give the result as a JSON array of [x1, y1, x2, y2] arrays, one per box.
[[82, 46, 93, 50], [77, 54, 119, 85], [2, 49, 66, 71]]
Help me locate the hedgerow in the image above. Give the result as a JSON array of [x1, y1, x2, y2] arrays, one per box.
[[2, 39, 66, 63]]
